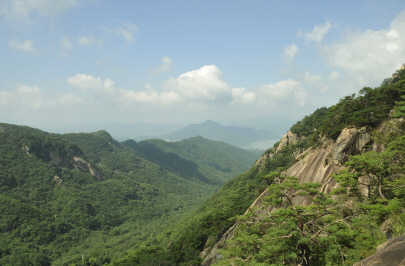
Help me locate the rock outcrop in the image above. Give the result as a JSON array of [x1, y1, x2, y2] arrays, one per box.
[[73, 157, 101, 180], [275, 131, 301, 154], [353, 234, 405, 266], [284, 138, 341, 194], [331, 126, 371, 166], [201, 125, 375, 265], [53, 175, 63, 185], [275, 133, 289, 154], [387, 64, 405, 85], [22, 145, 30, 155]]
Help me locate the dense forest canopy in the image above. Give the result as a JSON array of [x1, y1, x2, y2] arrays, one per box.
[[0, 125, 257, 266]]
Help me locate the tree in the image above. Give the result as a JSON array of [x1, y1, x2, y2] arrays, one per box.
[[334, 134, 405, 201], [216, 176, 357, 266], [394, 95, 405, 118]]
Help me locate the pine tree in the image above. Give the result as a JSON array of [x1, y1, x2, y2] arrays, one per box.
[[216, 176, 357, 266], [394, 95, 405, 118]]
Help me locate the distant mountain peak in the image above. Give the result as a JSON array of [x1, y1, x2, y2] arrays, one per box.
[[156, 120, 277, 149], [92, 130, 114, 140], [203, 119, 220, 125]]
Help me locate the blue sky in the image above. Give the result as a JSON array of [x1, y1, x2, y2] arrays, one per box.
[[1, 0, 405, 131]]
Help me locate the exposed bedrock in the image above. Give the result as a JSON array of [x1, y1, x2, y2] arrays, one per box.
[[202, 126, 375, 265]]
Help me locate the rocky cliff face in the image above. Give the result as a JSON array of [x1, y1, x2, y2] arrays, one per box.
[[22, 143, 102, 180], [201, 123, 390, 266]]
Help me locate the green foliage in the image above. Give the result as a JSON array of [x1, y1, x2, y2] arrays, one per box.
[[117, 144, 298, 265], [111, 246, 175, 266], [1, 124, 254, 265], [334, 134, 405, 201], [123, 136, 259, 185], [320, 78, 405, 139], [329, 132, 405, 262], [290, 107, 329, 136], [216, 177, 357, 266], [394, 95, 405, 118]]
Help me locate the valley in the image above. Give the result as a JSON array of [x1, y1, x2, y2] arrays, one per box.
[[0, 125, 259, 265]]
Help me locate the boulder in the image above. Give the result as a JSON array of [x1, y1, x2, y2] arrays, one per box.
[[353, 234, 405, 266]]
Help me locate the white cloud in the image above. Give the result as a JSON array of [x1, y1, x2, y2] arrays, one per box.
[[258, 79, 301, 99], [257, 79, 308, 107], [231, 88, 257, 105], [63, 66, 312, 120], [293, 88, 308, 107], [67, 74, 116, 95], [328, 71, 339, 81], [0, 84, 82, 110], [106, 22, 138, 44], [386, 43, 399, 52], [300, 71, 331, 94], [387, 30, 399, 39], [298, 21, 331, 43], [283, 44, 299, 60], [302, 71, 322, 86], [118, 89, 181, 105], [102, 22, 138, 45], [0, 0, 80, 22], [66, 74, 181, 105], [9, 39, 36, 53], [148, 56, 173, 75], [163, 65, 231, 101], [78, 36, 94, 46], [16, 84, 40, 94], [59, 36, 72, 58], [319, 10, 405, 89], [78, 35, 103, 46], [60, 36, 72, 50]]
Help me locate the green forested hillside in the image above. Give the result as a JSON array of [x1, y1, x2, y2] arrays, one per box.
[[111, 141, 297, 265], [0, 125, 256, 266], [123, 136, 259, 185]]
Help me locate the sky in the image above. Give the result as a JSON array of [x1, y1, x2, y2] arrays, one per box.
[[1, 0, 405, 132]]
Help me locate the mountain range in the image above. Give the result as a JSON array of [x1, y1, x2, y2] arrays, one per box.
[[135, 119, 279, 149]]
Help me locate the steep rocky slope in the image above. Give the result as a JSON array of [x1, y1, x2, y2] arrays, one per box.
[[202, 116, 405, 265]]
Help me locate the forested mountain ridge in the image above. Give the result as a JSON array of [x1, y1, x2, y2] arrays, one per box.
[[0, 124, 257, 266], [123, 136, 259, 185], [109, 64, 405, 266]]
